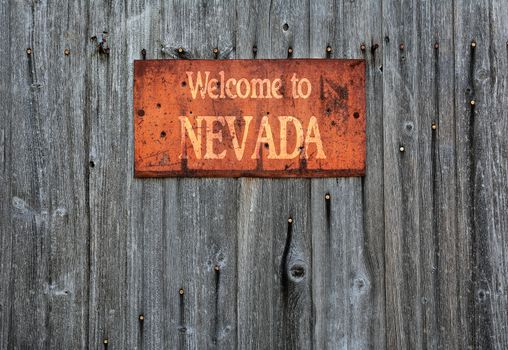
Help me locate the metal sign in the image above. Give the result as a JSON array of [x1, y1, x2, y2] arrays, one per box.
[[134, 59, 365, 177]]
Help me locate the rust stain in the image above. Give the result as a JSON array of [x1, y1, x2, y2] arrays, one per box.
[[134, 59, 366, 178]]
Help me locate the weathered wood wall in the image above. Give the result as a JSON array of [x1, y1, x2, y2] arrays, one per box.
[[1, 0, 507, 349]]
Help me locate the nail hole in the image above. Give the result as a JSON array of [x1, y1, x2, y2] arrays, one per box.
[[137, 109, 145, 117], [156, 103, 161, 108], [353, 112, 360, 119], [282, 23, 289, 31], [89, 161, 95, 168], [181, 81, 186, 87], [160, 131, 166, 138]]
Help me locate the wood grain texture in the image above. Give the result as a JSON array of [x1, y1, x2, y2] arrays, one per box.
[[2, 0, 508, 349], [1, 1, 90, 349], [309, 0, 385, 348], [235, 1, 313, 349]]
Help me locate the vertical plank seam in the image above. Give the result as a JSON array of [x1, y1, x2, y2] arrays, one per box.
[[380, 0, 389, 348], [84, 1, 92, 347]]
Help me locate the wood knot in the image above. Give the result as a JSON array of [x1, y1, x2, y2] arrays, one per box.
[[288, 262, 306, 282]]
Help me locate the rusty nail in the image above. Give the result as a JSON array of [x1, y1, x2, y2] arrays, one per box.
[[360, 43, 366, 51], [103, 339, 109, 345], [26, 48, 32, 55], [214, 265, 220, 272], [64, 48, 70, 56], [326, 45, 332, 53], [139, 315, 144, 321], [434, 42, 439, 49], [471, 41, 477, 48], [179, 288, 184, 295], [399, 146, 405, 152], [399, 43, 405, 50], [288, 47, 293, 54], [325, 194, 330, 200], [470, 100, 476, 106], [431, 122, 437, 130], [178, 47, 184, 53], [288, 217, 293, 223]]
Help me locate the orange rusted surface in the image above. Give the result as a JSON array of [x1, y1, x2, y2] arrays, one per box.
[[134, 59, 365, 177]]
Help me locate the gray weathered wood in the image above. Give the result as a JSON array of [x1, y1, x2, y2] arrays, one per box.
[[2, 0, 508, 349], [309, 0, 385, 348], [1, 1, 90, 349], [235, 1, 313, 349]]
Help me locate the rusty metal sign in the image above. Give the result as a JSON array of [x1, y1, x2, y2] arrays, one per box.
[[134, 59, 365, 177]]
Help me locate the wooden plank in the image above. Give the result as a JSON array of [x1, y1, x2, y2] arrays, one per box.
[[156, 1, 239, 349], [0, 0, 12, 347], [310, 0, 385, 348], [119, 2, 166, 350], [453, 1, 489, 349], [455, 1, 508, 349], [382, 1, 423, 348], [485, 1, 508, 347], [87, 1, 131, 348], [415, 1, 460, 349], [0, 1, 90, 349], [236, 0, 313, 348]]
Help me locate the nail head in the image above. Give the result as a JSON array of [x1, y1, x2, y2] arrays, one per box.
[[64, 48, 70, 56], [179, 288, 184, 295], [431, 122, 437, 130], [326, 46, 332, 53], [139, 315, 144, 321], [325, 194, 330, 200], [434, 42, 439, 49], [26, 48, 32, 55], [103, 339, 108, 344], [212, 47, 219, 54], [399, 43, 405, 50], [470, 100, 476, 106], [178, 47, 184, 53], [471, 41, 477, 48], [288, 217, 293, 223], [288, 47, 293, 54], [360, 43, 366, 51], [214, 265, 220, 272], [399, 146, 405, 152]]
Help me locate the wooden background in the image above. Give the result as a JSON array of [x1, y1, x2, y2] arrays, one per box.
[[1, 0, 507, 349]]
